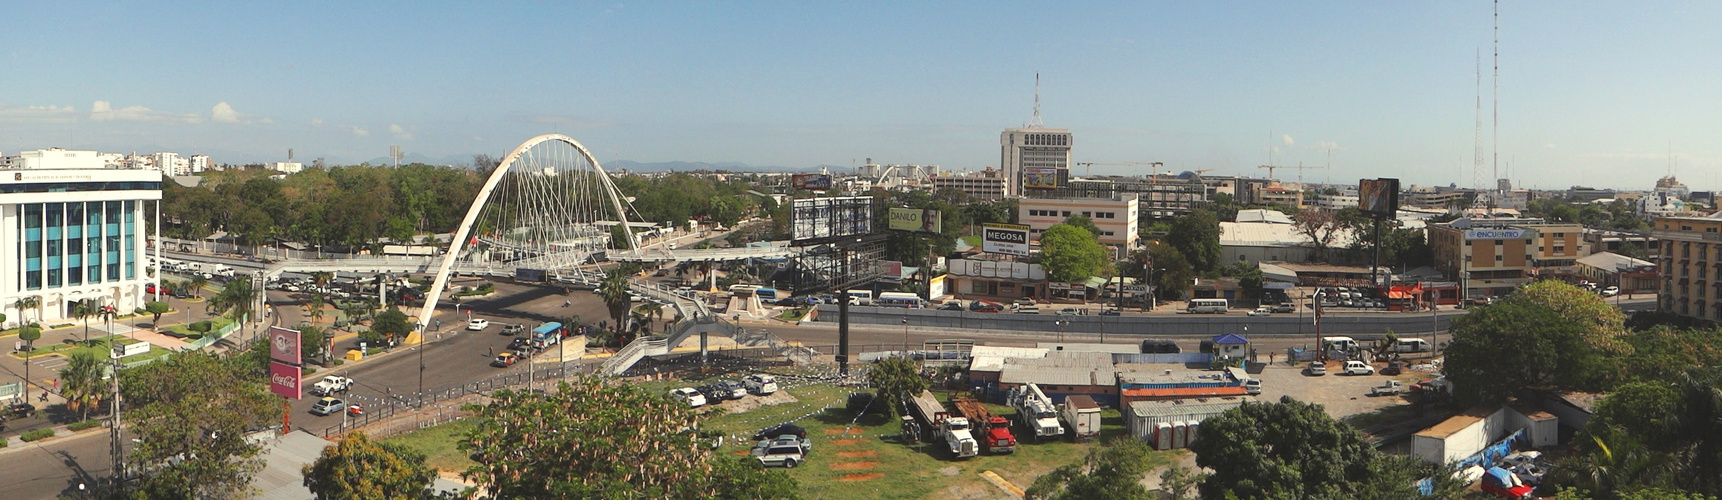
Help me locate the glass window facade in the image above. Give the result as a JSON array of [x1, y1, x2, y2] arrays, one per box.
[[16, 200, 140, 292]]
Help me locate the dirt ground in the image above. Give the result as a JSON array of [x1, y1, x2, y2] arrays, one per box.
[[696, 388, 798, 415]]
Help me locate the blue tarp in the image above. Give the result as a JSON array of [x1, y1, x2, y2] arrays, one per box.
[[1483, 467, 1514, 488]]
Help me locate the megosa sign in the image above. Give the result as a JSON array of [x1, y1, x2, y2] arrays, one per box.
[[983, 224, 1031, 256]]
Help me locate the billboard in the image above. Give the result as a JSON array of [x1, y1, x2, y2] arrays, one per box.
[[1358, 178, 1400, 218], [268, 326, 301, 365], [791, 196, 873, 244], [1022, 168, 1063, 190], [887, 208, 943, 233], [982, 223, 1031, 256], [270, 361, 302, 400], [791, 174, 832, 191], [882, 261, 903, 278]]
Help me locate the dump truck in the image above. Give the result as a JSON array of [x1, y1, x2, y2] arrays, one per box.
[[1062, 395, 1102, 441], [953, 397, 1017, 454], [905, 390, 977, 459], [1009, 384, 1066, 441]]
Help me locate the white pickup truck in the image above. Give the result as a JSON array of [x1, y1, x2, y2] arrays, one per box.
[[310, 376, 353, 396]]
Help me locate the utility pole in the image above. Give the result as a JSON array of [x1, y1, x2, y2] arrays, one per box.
[[109, 345, 124, 495]]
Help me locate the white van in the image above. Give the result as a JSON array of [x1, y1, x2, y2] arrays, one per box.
[[1187, 299, 1229, 314], [1322, 336, 1359, 352], [1391, 339, 1434, 353]]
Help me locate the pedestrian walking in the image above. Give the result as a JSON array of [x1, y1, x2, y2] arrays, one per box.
[[488, 344, 494, 356]]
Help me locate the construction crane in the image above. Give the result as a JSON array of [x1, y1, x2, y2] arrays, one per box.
[[1258, 163, 1321, 184], [1074, 161, 1164, 179]]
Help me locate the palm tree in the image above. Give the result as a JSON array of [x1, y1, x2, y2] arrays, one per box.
[[188, 274, 210, 298], [598, 269, 632, 336], [71, 300, 94, 345], [1662, 371, 1722, 494], [14, 296, 41, 325], [308, 294, 326, 324], [59, 351, 104, 421], [636, 302, 665, 330], [212, 276, 256, 321]]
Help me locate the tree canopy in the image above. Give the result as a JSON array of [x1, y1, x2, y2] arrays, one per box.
[[1166, 209, 1222, 272], [1188, 396, 1443, 499], [303, 432, 440, 500], [1038, 223, 1114, 283], [1025, 438, 1159, 500], [458, 377, 799, 499], [868, 357, 930, 418], [121, 351, 279, 499], [1443, 281, 1625, 405]]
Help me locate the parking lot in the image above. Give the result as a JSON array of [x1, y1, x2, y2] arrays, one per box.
[[1252, 358, 1435, 419]]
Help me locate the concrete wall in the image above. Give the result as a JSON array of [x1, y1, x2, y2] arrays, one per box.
[[816, 305, 1459, 337], [1414, 407, 1513, 465], [1507, 408, 1560, 449]]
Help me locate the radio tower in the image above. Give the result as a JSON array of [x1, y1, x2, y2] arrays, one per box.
[[1491, 0, 1500, 208], [1028, 73, 1045, 129], [1470, 50, 1486, 213]]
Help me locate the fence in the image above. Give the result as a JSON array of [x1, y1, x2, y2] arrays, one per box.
[[182, 319, 242, 351], [320, 361, 588, 439], [815, 305, 1459, 337]]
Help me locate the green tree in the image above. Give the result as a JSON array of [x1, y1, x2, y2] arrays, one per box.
[[1039, 224, 1114, 283], [71, 299, 95, 344], [298, 324, 329, 363], [59, 351, 105, 421], [189, 274, 210, 298], [1148, 243, 1195, 302], [598, 268, 633, 338], [17, 325, 39, 402], [1025, 438, 1157, 500], [1189, 396, 1433, 499], [1062, 214, 1101, 238], [210, 276, 258, 321], [145, 301, 171, 327], [371, 307, 411, 343], [1443, 301, 1612, 405], [1167, 209, 1222, 272], [122, 352, 279, 499], [868, 357, 929, 418], [459, 377, 800, 499], [303, 432, 439, 500]]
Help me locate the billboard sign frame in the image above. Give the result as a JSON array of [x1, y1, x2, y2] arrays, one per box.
[[270, 361, 302, 400], [791, 174, 832, 191], [791, 196, 874, 245], [982, 223, 1031, 256], [268, 326, 302, 365], [1358, 178, 1400, 219], [887, 207, 943, 233], [1022, 168, 1063, 190]]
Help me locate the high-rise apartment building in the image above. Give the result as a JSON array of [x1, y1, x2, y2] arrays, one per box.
[[1000, 128, 1071, 197], [1652, 214, 1722, 322]]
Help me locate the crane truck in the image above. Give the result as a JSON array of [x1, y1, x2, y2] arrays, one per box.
[[953, 397, 1017, 454], [1008, 384, 1066, 441], [905, 390, 978, 459]]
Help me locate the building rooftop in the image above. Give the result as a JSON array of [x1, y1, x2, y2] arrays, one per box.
[[999, 365, 1117, 386], [1034, 343, 1138, 355], [1220, 222, 1359, 248], [1235, 209, 1293, 224], [1575, 252, 1654, 271], [1415, 407, 1499, 439], [1128, 396, 1255, 418]]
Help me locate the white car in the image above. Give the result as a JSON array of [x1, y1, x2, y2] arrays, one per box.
[[1306, 362, 1327, 376], [743, 374, 779, 395], [1342, 360, 1375, 376], [1248, 307, 1273, 316], [467, 318, 490, 331], [670, 387, 706, 408], [1601, 286, 1620, 297]]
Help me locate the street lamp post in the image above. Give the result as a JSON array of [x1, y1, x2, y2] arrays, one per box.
[[1055, 319, 1068, 343], [901, 317, 909, 354]]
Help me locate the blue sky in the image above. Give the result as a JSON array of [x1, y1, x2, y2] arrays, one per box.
[[3, 1, 1719, 190]]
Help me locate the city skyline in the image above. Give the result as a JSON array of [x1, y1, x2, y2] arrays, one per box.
[[2, 1, 1719, 190]]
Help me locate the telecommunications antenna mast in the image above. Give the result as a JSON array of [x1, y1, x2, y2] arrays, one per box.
[[1028, 73, 1045, 128]]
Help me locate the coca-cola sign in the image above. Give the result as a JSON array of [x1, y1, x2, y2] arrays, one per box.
[[269, 361, 301, 400]]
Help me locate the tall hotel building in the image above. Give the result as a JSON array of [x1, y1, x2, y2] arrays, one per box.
[[2, 168, 161, 325], [1000, 128, 1072, 197]]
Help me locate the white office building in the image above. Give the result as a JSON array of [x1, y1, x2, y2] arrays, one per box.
[[1000, 127, 1072, 197], [1, 148, 109, 170], [1, 168, 162, 327], [189, 155, 211, 173]]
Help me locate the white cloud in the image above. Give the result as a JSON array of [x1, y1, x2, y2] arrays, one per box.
[[1282, 134, 1295, 146], [90, 100, 203, 123], [210, 102, 271, 124], [1544, 143, 1557, 149], [390, 124, 413, 141], [0, 104, 79, 124], [349, 125, 370, 137], [1311, 140, 1341, 152], [311, 118, 325, 126]]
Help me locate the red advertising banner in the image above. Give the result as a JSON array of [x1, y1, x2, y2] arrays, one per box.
[[268, 326, 301, 365], [270, 361, 302, 400]]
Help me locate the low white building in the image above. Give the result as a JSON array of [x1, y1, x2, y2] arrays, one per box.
[[270, 162, 304, 174], [2, 148, 109, 170]]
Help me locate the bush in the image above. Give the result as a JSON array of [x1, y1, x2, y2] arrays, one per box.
[[365, 348, 382, 356], [67, 420, 103, 431], [0, 437, 7, 447], [190, 320, 213, 333], [332, 358, 344, 366], [20, 429, 55, 442]]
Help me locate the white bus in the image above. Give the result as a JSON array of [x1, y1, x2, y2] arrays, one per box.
[[1187, 299, 1229, 314], [846, 290, 874, 306], [754, 288, 780, 301], [876, 292, 927, 309]]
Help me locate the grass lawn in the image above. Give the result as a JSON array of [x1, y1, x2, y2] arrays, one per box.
[[960, 235, 982, 247], [166, 316, 236, 337], [703, 386, 1163, 500], [12, 335, 171, 363], [382, 419, 478, 473]]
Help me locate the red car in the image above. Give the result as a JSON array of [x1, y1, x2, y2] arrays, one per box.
[[1481, 467, 1533, 499], [145, 283, 158, 294]]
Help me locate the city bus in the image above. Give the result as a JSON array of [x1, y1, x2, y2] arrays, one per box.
[[876, 292, 927, 309], [754, 288, 780, 301], [1186, 299, 1229, 314]]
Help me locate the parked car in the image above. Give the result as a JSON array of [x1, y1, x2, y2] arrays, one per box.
[[1306, 362, 1327, 376], [1098, 308, 1121, 316], [697, 385, 728, 404], [309, 397, 346, 416], [4, 402, 36, 419], [1343, 360, 1376, 376], [467, 318, 491, 331], [1242, 378, 1262, 395], [1271, 302, 1296, 313], [1056, 307, 1083, 316], [490, 352, 519, 367], [1248, 306, 1273, 316], [937, 302, 964, 311], [1369, 380, 1405, 396], [971, 302, 1002, 313], [1381, 361, 1405, 376], [752, 423, 808, 441], [743, 374, 779, 395], [500, 323, 525, 336], [715, 380, 748, 400], [753, 437, 808, 468], [670, 387, 706, 408], [1601, 286, 1620, 297], [1015, 306, 1041, 315]]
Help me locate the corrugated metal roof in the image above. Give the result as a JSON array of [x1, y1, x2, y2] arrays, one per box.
[[1220, 222, 1360, 248], [970, 346, 1049, 359], [1575, 252, 1654, 270], [1236, 209, 1293, 224], [1033, 343, 1138, 355], [1129, 396, 1255, 418], [969, 356, 1006, 372], [999, 366, 1117, 386], [1010, 350, 1116, 367], [1122, 387, 1249, 398]]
